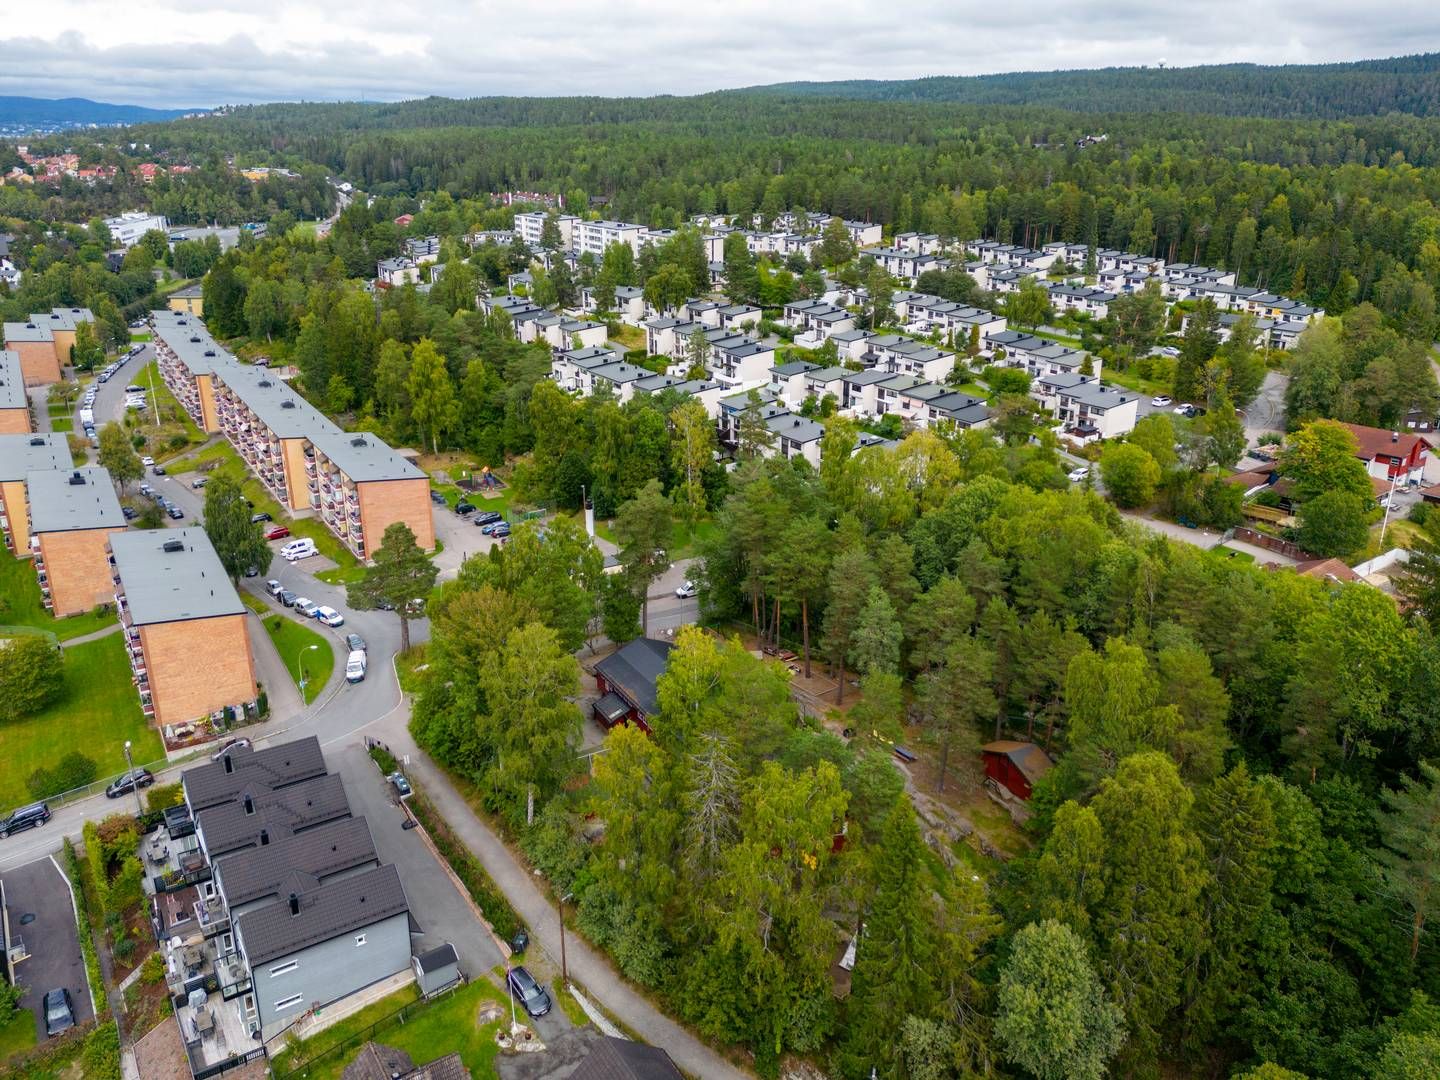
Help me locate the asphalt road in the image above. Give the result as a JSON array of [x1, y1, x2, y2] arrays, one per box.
[[2, 855, 96, 1039]]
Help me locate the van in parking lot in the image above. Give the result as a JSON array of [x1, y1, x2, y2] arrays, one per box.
[[345, 650, 367, 683], [280, 538, 318, 561]]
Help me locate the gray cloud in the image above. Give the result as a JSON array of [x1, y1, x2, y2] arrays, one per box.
[[2, 1, 1440, 108]]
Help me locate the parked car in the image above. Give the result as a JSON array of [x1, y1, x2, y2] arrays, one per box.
[[345, 633, 366, 654], [480, 518, 507, 535], [139, 483, 153, 497], [388, 772, 413, 798], [505, 966, 552, 1019], [106, 768, 154, 798], [295, 598, 320, 617], [1151, 395, 1173, 408], [125, 384, 145, 393], [251, 512, 272, 524], [192, 477, 209, 489], [43, 989, 75, 1038], [244, 564, 259, 577], [490, 522, 511, 539], [675, 580, 698, 598], [1173, 403, 1194, 415], [473, 510, 502, 526], [211, 738, 251, 761], [314, 606, 344, 627], [266, 579, 284, 597], [167, 506, 184, 520], [141, 456, 155, 467], [121, 506, 138, 521], [429, 490, 447, 505], [454, 501, 476, 515], [279, 590, 298, 607], [345, 650, 367, 683], [280, 538, 318, 561], [1067, 466, 1090, 483], [0, 802, 51, 838], [264, 524, 291, 541]]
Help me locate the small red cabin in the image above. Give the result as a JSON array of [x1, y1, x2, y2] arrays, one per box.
[[981, 741, 1054, 800]]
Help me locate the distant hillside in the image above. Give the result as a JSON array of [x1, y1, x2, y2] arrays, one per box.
[[736, 53, 1440, 119], [0, 95, 198, 129]]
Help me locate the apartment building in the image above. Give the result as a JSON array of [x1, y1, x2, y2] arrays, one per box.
[[30, 308, 95, 368], [376, 257, 419, 287], [168, 283, 205, 317], [103, 211, 169, 247], [3, 321, 59, 385], [0, 432, 70, 554], [577, 220, 646, 258], [151, 313, 434, 558], [109, 528, 257, 729], [1032, 373, 1139, 442], [514, 211, 579, 250], [27, 466, 126, 616], [0, 350, 30, 433], [403, 236, 441, 265]]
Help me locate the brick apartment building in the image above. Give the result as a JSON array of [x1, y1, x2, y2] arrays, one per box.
[[27, 466, 126, 616], [29, 307, 95, 369], [109, 528, 257, 728], [2, 321, 59, 385], [150, 311, 434, 557], [0, 350, 31, 433], [0, 433, 71, 555]]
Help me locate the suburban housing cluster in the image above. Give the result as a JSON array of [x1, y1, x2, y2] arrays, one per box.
[[150, 310, 436, 558]]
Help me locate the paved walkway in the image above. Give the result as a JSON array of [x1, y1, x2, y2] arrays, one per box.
[[240, 603, 304, 724], [377, 719, 750, 1080], [58, 622, 122, 648]]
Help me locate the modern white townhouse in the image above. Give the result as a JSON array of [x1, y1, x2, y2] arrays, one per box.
[[376, 257, 419, 287], [785, 299, 858, 339], [769, 360, 822, 409], [514, 211, 579, 249], [863, 336, 957, 382], [1045, 283, 1115, 318], [403, 236, 441, 265], [1031, 372, 1139, 442], [894, 232, 945, 255], [862, 246, 948, 285], [984, 329, 1098, 380]]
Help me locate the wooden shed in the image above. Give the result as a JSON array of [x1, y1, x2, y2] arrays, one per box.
[[981, 741, 1054, 800]]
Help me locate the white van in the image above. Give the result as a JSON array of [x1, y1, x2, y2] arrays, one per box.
[[345, 650, 367, 683], [280, 537, 318, 562], [79, 408, 94, 426]]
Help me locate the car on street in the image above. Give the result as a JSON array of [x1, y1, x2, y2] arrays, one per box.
[[314, 606, 344, 627], [279, 590, 298, 607], [0, 802, 51, 839], [675, 580, 698, 598], [505, 966, 552, 1019], [429, 490, 447, 505], [454, 501, 476, 515], [44, 989, 75, 1037], [295, 598, 319, 617], [141, 456, 155, 467], [191, 477, 208, 489], [388, 772, 413, 798], [345, 633, 366, 654], [1067, 466, 1091, 483], [106, 768, 154, 798], [167, 506, 184, 520], [473, 510, 502, 526], [251, 512, 272, 524], [1151, 395, 1172, 408], [345, 650, 367, 683], [264, 524, 291, 541], [153, 464, 167, 475], [211, 737, 251, 761], [1160, 345, 1181, 358], [266, 579, 284, 597], [1173, 403, 1194, 415]]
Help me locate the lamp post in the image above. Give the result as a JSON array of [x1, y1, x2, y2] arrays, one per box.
[[122, 739, 144, 818], [1379, 466, 1402, 550], [297, 643, 320, 701], [557, 892, 574, 985]]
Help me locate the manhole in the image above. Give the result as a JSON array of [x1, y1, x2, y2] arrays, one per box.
[[18, 913, 35, 925]]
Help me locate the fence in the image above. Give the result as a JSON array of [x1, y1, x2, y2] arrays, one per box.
[[1233, 526, 1312, 561], [0, 751, 175, 820], [194, 1046, 266, 1080], [271, 981, 462, 1080]]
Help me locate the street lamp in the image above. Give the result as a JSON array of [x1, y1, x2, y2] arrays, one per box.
[[122, 739, 144, 818], [557, 892, 574, 985], [297, 643, 320, 700]]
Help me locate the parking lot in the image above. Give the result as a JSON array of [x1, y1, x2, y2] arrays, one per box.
[[2, 856, 94, 1040]]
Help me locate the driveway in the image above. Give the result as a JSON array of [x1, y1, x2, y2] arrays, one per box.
[[1241, 369, 1288, 442], [2, 856, 95, 1039]]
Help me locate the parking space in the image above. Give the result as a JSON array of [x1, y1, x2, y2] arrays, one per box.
[[2, 856, 94, 1039]]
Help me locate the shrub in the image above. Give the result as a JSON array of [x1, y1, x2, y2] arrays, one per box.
[[28, 751, 99, 801], [81, 1021, 122, 1080], [0, 635, 65, 717], [1253, 488, 1284, 508], [145, 782, 184, 813], [1410, 501, 1431, 527], [140, 951, 166, 986]]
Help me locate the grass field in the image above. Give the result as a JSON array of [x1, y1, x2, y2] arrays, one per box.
[[0, 1006, 36, 1062], [258, 611, 335, 704], [0, 548, 117, 641], [267, 980, 510, 1080], [130, 360, 205, 454], [0, 633, 163, 814], [584, 512, 718, 560]]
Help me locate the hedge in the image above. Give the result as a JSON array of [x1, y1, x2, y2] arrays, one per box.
[[408, 788, 521, 942], [62, 839, 106, 1015]]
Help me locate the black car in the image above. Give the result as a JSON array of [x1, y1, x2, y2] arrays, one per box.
[[44, 989, 75, 1037], [473, 510, 503, 526], [429, 490, 447, 505], [106, 768, 154, 798], [345, 633, 366, 653], [251, 512, 272, 524], [122, 506, 138, 520], [0, 802, 51, 838], [152, 465, 166, 475], [167, 506, 184, 520], [505, 965, 552, 1019], [279, 590, 298, 607], [454, 501, 476, 515]]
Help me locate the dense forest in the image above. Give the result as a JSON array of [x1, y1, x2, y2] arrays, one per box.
[[742, 53, 1440, 119]]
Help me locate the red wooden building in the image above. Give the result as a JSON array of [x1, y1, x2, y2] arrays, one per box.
[[592, 637, 674, 735], [981, 741, 1054, 800]]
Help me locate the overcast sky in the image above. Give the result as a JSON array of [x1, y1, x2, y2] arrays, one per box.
[[5, 0, 1440, 109]]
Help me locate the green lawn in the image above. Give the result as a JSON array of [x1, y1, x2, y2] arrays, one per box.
[[132, 360, 205, 452], [48, 418, 73, 433], [129, 331, 152, 342], [0, 1005, 37, 1062], [165, 439, 236, 474], [0, 633, 163, 815], [584, 512, 717, 560], [1213, 545, 1257, 564], [1101, 364, 1170, 399], [257, 611, 335, 704], [0, 548, 118, 641], [267, 980, 510, 1080]]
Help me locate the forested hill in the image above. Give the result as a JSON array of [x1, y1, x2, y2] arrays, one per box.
[[0, 95, 197, 128], [737, 53, 1440, 119]]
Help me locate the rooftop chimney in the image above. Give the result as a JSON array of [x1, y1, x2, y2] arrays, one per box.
[[1393, 431, 1400, 443], [288, 893, 299, 916], [243, 794, 253, 815], [224, 754, 234, 774], [259, 829, 269, 846]]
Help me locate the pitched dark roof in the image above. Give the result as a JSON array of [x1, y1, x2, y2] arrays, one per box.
[[214, 815, 377, 909], [415, 942, 459, 975], [183, 736, 327, 812], [981, 741, 1054, 784], [197, 773, 350, 859], [571, 1038, 684, 1080], [593, 638, 673, 718], [236, 863, 408, 966]]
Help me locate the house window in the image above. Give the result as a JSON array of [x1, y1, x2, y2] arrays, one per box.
[[269, 961, 299, 978], [273, 993, 305, 1013], [243, 995, 257, 1019], [203, 882, 216, 899], [222, 933, 234, 952], [355, 934, 367, 947]]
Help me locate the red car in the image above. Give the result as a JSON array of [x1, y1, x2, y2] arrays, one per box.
[[264, 524, 291, 541]]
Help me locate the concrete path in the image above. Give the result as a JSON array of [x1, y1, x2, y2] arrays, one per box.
[[377, 720, 750, 1080], [57, 622, 122, 649], [240, 602, 304, 724]]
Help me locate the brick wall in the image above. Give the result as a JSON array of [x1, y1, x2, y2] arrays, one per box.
[[49, 329, 75, 367], [0, 480, 28, 553], [358, 477, 434, 554], [37, 526, 124, 616], [0, 407, 30, 434], [139, 613, 256, 726], [196, 375, 220, 433], [7, 340, 60, 386], [280, 439, 311, 512]]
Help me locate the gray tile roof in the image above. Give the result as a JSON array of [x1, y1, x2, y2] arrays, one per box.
[[182, 735, 327, 812], [0, 350, 28, 410], [26, 467, 125, 533], [3, 321, 53, 343], [0, 432, 71, 480], [215, 815, 378, 910], [236, 862, 408, 967], [594, 637, 673, 717], [109, 528, 245, 625], [197, 772, 350, 859], [767, 413, 826, 443], [29, 308, 94, 332]]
